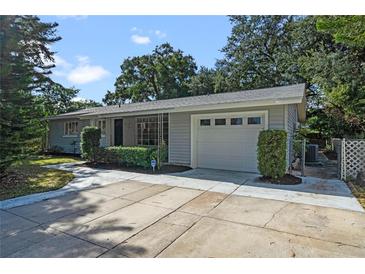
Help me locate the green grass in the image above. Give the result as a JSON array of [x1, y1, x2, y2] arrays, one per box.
[[0, 155, 79, 201], [26, 155, 81, 166], [347, 181, 365, 209]]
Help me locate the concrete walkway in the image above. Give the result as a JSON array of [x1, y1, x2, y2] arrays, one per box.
[[1, 179, 365, 258], [1, 164, 363, 212]]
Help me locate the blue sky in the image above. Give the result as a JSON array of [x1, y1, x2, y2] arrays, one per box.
[[40, 16, 232, 103]]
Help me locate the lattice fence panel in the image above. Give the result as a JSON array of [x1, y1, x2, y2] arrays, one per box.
[[344, 139, 365, 179]]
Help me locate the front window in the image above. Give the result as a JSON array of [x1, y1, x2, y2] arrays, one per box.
[[97, 119, 106, 135], [136, 114, 168, 146], [64, 121, 79, 136]]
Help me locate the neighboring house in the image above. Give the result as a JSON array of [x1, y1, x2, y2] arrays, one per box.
[[46, 83, 306, 173]]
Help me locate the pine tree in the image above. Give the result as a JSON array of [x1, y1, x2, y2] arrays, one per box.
[[0, 16, 61, 171]]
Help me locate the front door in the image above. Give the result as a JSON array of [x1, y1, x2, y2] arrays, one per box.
[[114, 119, 123, 146]]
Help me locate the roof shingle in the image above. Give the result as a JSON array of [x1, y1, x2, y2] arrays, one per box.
[[50, 83, 305, 119]]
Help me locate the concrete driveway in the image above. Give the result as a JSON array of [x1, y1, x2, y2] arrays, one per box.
[[2, 165, 362, 212], [1, 179, 365, 258]]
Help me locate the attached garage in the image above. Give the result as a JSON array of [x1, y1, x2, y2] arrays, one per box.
[[191, 111, 268, 173]]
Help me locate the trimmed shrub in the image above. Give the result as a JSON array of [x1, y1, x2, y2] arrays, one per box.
[[100, 146, 155, 168], [257, 129, 287, 179], [80, 126, 101, 162], [97, 142, 169, 169]]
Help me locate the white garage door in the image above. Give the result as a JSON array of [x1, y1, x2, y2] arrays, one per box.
[[195, 113, 265, 172]]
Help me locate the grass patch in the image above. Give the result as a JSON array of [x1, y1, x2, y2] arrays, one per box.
[[347, 181, 365, 209], [26, 155, 81, 166], [0, 156, 78, 201]]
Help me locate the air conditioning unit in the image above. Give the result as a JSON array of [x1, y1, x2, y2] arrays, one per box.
[[306, 144, 318, 162]]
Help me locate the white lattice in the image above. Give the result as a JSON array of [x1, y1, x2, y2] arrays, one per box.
[[342, 139, 365, 179]]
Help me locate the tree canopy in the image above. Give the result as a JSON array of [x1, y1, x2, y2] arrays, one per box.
[[316, 16, 365, 48], [103, 43, 197, 105], [217, 15, 365, 138]]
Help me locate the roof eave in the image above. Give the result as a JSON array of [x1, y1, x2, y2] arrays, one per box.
[[80, 97, 304, 119]]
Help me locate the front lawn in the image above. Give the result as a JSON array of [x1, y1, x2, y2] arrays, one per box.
[[0, 155, 79, 201]]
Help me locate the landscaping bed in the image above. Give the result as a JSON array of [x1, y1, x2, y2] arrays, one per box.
[[0, 155, 79, 201], [347, 181, 365, 209], [78, 162, 191, 174], [259, 174, 302, 185]]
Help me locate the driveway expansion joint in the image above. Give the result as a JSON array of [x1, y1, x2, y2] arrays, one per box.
[[263, 202, 290, 228]]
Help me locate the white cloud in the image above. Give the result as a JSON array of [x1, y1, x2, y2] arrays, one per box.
[[50, 55, 109, 85], [54, 55, 72, 69], [71, 96, 87, 102], [56, 15, 88, 20], [155, 30, 167, 38], [67, 64, 109, 84], [50, 55, 72, 77], [76, 55, 90, 64], [130, 26, 141, 32], [131, 34, 151, 45]]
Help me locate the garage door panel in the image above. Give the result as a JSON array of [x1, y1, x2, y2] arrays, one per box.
[[198, 155, 257, 171], [195, 116, 263, 173], [197, 143, 248, 156]]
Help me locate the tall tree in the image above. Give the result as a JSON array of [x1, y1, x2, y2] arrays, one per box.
[[219, 15, 365, 138], [188, 67, 231, 96], [103, 43, 197, 105], [40, 84, 79, 116], [39, 84, 102, 116], [218, 16, 306, 91], [0, 16, 61, 170], [298, 16, 365, 137], [316, 16, 365, 48], [67, 98, 102, 113]]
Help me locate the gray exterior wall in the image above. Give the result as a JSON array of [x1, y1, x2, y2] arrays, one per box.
[[48, 119, 90, 154], [169, 105, 286, 166]]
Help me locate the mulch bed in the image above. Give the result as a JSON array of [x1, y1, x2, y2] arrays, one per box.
[[0, 170, 28, 190], [77, 162, 191, 174], [259, 174, 302, 185], [347, 181, 365, 209]]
